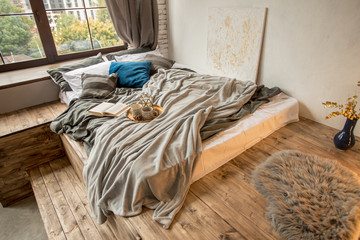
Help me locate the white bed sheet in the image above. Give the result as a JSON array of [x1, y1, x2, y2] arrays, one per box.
[[59, 90, 79, 105]]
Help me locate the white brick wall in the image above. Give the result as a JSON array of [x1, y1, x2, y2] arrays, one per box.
[[157, 0, 168, 57]]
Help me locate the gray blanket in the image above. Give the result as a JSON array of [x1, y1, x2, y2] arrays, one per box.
[[50, 69, 280, 228]]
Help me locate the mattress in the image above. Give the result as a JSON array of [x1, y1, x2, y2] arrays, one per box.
[[60, 90, 298, 184], [192, 92, 298, 182], [59, 90, 78, 105], [59, 66, 299, 183]]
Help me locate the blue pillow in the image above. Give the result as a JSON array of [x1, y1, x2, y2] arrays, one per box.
[[109, 61, 152, 88]]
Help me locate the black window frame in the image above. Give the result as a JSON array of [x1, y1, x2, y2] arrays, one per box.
[[0, 0, 126, 73]]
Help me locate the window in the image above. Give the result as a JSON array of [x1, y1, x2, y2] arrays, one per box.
[[0, 0, 126, 72]]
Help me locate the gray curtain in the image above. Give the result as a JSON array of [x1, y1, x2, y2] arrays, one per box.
[[105, 0, 159, 50]]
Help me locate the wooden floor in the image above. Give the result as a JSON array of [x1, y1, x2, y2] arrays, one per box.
[[0, 101, 67, 137], [30, 118, 360, 240]]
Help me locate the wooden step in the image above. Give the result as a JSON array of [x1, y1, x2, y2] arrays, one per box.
[[0, 101, 67, 206], [0, 100, 67, 137]]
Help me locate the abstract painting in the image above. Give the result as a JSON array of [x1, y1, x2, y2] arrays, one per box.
[[207, 8, 266, 83]]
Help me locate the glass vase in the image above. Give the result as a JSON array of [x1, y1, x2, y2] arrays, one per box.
[[333, 118, 357, 150]]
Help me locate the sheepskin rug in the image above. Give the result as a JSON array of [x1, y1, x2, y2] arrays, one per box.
[[252, 150, 360, 240]]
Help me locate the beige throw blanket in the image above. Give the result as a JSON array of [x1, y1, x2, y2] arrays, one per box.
[[83, 69, 257, 228]]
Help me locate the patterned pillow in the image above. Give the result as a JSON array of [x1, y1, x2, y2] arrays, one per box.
[[80, 73, 118, 99], [143, 54, 175, 75]]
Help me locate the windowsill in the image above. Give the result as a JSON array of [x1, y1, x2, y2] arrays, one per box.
[[0, 58, 87, 89]]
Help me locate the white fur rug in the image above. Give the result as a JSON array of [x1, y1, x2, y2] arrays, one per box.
[[253, 150, 360, 240]]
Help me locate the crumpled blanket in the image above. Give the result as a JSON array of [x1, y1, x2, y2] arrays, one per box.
[[50, 69, 280, 228]]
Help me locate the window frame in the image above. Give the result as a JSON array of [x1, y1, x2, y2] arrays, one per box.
[[0, 0, 127, 73]]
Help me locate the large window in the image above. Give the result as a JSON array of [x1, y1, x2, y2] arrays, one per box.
[[0, 0, 125, 72]]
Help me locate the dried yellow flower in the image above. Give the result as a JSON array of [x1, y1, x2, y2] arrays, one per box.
[[323, 94, 359, 120]]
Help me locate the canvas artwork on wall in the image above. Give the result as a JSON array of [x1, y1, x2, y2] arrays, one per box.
[[207, 8, 266, 83]]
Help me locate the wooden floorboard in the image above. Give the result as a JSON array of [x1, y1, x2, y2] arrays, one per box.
[[55, 158, 119, 240], [0, 100, 67, 137], [31, 118, 360, 239], [39, 163, 84, 239], [191, 170, 277, 239], [29, 167, 66, 240], [49, 159, 104, 240]]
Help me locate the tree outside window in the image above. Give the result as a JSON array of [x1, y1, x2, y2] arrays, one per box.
[[0, 0, 44, 64], [0, 0, 124, 71]]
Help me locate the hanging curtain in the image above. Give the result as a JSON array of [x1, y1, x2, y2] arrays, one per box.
[[105, 0, 159, 50]]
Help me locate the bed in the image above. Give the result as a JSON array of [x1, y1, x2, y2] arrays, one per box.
[[48, 50, 299, 229]]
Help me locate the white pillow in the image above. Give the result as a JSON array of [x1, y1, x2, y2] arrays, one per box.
[[114, 49, 163, 62], [63, 61, 112, 94]]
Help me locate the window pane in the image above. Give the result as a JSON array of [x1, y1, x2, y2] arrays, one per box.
[[43, 0, 83, 10], [48, 10, 92, 55], [0, 15, 45, 64], [0, 0, 32, 14], [87, 9, 123, 49], [85, 0, 106, 8]]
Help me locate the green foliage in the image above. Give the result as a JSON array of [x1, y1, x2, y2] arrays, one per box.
[[55, 12, 77, 31], [54, 10, 121, 54], [96, 8, 110, 22], [55, 13, 88, 44], [0, 0, 122, 59], [0, 0, 36, 57], [0, 0, 22, 14], [90, 18, 121, 48], [0, 17, 32, 56], [27, 36, 44, 58], [96, 0, 110, 22]]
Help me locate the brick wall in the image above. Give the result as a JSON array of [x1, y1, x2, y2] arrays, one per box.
[[157, 0, 168, 57]]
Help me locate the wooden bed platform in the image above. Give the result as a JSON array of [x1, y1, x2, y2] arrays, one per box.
[[0, 101, 67, 206], [28, 117, 360, 240]]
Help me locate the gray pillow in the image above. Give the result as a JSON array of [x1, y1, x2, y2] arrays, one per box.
[[105, 47, 151, 61], [47, 53, 104, 91], [143, 54, 175, 75], [80, 73, 118, 99]]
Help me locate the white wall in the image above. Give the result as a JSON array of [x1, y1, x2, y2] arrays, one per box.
[[168, 0, 360, 137], [0, 80, 60, 114]]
